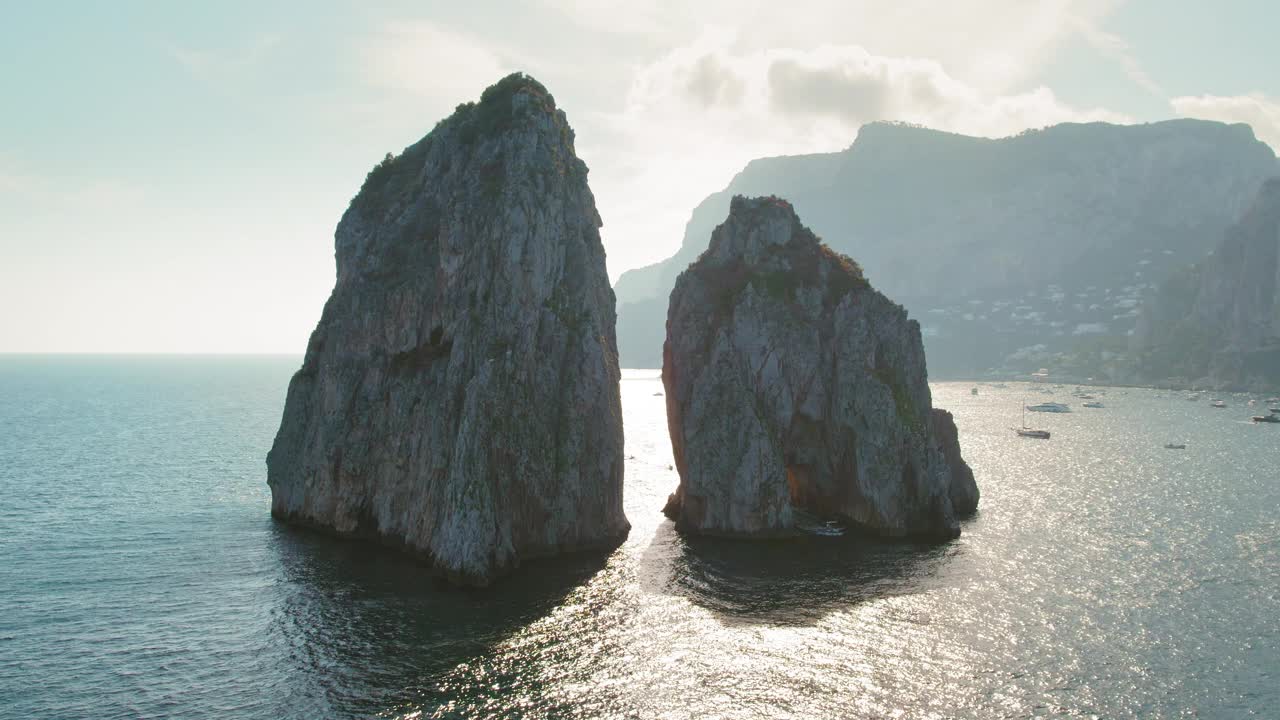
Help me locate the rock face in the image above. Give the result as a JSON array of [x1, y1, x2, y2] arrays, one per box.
[[617, 120, 1278, 376], [1131, 178, 1280, 389], [267, 74, 628, 585], [662, 196, 977, 539]]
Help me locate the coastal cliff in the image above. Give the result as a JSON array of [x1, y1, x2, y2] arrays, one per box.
[[266, 74, 628, 585], [661, 196, 977, 539], [1131, 178, 1280, 389]]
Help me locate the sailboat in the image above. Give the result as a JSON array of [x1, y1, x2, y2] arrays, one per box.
[[1013, 397, 1051, 439]]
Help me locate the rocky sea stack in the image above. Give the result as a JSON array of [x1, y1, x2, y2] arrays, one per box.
[[267, 74, 628, 586], [662, 196, 977, 539]]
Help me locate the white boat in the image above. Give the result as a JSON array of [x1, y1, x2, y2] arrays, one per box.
[[1210, 399, 1227, 408], [1026, 402, 1070, 413], [1014, 398, 1052, 438], [1015, 427, 1051, 439], [805, 522, 846, 537], [793, 508, 846, 536]]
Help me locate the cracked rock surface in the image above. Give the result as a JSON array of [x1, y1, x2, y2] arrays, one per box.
[[267, 74, 628, 585], [662, 195, 977, 539]]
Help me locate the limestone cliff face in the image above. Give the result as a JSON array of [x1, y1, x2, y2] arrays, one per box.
[[662, 196, 977, 539], [267, 74, 628, 585], [1132, 178, 1280, 389]]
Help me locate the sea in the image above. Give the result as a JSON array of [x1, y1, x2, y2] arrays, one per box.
[[1, 356, 1277, 719]]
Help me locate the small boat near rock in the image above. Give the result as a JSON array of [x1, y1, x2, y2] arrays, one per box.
[[793, 508, 846, 537]]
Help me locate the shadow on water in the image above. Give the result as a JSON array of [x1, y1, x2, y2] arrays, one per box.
[[262, 522, 610, 719], [640, 520, 958, 626]]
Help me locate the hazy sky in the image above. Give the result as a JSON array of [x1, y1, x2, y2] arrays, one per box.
[[3, 0, 1279, 352]]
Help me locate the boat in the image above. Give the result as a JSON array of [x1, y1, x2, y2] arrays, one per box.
[[1082, 401, 1104, 408], [793, 508, 846, 536], [1211, 399, 1227, 408], [805, 522, 845, 537], [1013, 399, 1052, 439], [1252, 413, 1280, 423], [1164, 443, 1187, 450], [971, 387, 979, 395], [1026, 402, 1070, 413]]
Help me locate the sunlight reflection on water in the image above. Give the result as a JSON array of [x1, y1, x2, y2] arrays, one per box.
[[1, 359, 1277, 719]]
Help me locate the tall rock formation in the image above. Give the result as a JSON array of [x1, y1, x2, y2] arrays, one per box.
[[662, 196, 978, 540], [267, 74, 628, 586], [1131, 178, 1280, 389], [617, 120, 1277, 376]]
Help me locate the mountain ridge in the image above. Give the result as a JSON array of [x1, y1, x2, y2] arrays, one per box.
[[615, 118, 1278, 375]]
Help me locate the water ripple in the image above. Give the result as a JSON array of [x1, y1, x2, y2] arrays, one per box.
[[1, 360, 1277, 718]]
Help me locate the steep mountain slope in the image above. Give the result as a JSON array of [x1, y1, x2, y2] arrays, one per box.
[[616, 120, 1277, 375], [1131, 178, 1280, 389]]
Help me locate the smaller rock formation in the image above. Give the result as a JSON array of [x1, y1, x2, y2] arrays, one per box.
[[662, 196, 977, 539], [267, 73, 628, 586]]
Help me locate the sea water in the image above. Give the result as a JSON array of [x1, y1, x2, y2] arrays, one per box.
[[1, 357, 1277, 718]]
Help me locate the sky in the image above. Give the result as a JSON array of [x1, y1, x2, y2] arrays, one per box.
[[2, 0, 1279, 353]]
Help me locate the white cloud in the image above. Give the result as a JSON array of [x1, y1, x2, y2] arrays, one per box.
[[0, 169, 145, 210], [537, 0, 1123, 92], [1171, 93, 1280, 153], [1069, 15, 1162, 95], [583, 36, 1130, 278], [761, 45, 1127, 133], [170, 33, 283, 78], [358, 21, 509, 102], [338, 4, 1139, 280], [0, 172, 28, 195]]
